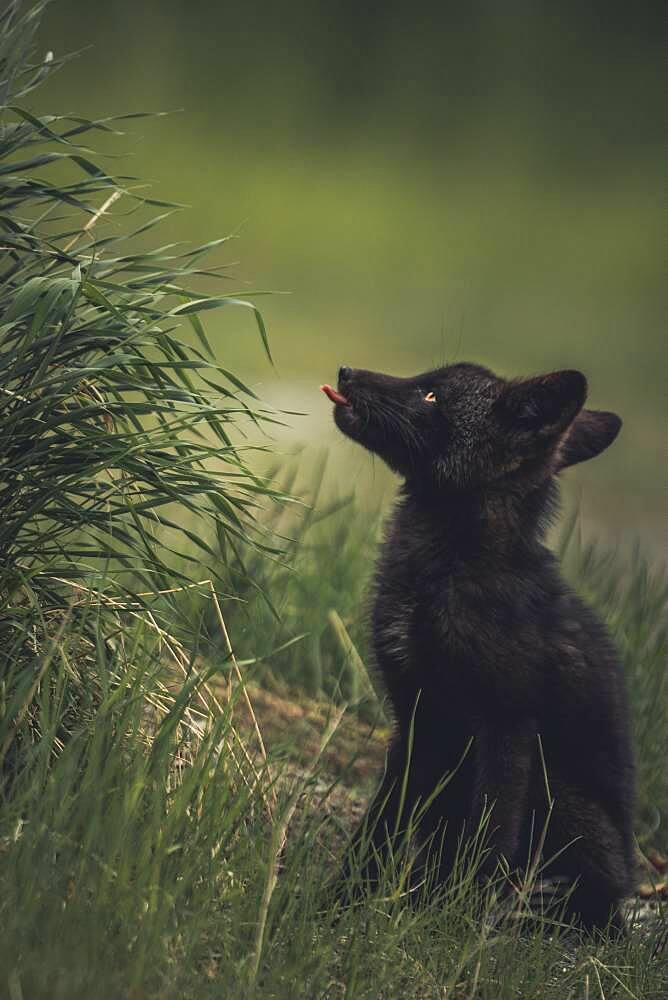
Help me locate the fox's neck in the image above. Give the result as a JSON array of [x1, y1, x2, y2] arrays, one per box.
[[399, 476, 558, 558]]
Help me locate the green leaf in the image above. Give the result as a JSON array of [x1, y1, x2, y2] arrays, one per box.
[[171, 297, 273, 365]]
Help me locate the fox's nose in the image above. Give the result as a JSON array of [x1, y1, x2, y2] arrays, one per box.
[[338, 365, 352, 384]]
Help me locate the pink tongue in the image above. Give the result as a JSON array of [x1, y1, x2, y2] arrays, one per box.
[[320, 384, 349, 405]]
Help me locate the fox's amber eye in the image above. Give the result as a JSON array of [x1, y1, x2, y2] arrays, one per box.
[[424, 391, 437, 403]]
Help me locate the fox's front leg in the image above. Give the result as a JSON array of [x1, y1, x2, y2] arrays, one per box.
[[470, 720, 538, 881]]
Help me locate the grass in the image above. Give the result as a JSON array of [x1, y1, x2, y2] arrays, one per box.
[[194, 452, 384, 705], [1, 511, 666, 999], [0, 4, 665, 998], [3, 442, 665, 997]]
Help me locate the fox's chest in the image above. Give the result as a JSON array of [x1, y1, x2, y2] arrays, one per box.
[[372, 568, 486, 665], [373, 542, 504, 645], [371, 549, 546, 713]]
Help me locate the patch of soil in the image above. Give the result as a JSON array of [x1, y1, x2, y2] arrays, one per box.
[[215, 679, 388, 791]]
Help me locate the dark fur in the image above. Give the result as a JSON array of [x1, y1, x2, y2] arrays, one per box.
[[330, 362, 635, 932]]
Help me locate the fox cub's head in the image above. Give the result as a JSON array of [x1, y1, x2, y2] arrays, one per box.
[[322, 363, 621, 489]]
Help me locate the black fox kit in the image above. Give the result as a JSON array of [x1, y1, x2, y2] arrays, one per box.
[[322, 362, 635, 932]]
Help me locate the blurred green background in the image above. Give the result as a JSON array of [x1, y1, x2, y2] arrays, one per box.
[[37, 1, 665, 544]]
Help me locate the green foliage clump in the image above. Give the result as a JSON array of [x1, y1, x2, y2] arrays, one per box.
[[0, 0, 283, 770]]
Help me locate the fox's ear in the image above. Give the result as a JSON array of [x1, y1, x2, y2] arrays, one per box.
[[557, 409, 622, 468], [498, 370, 588, 438]]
